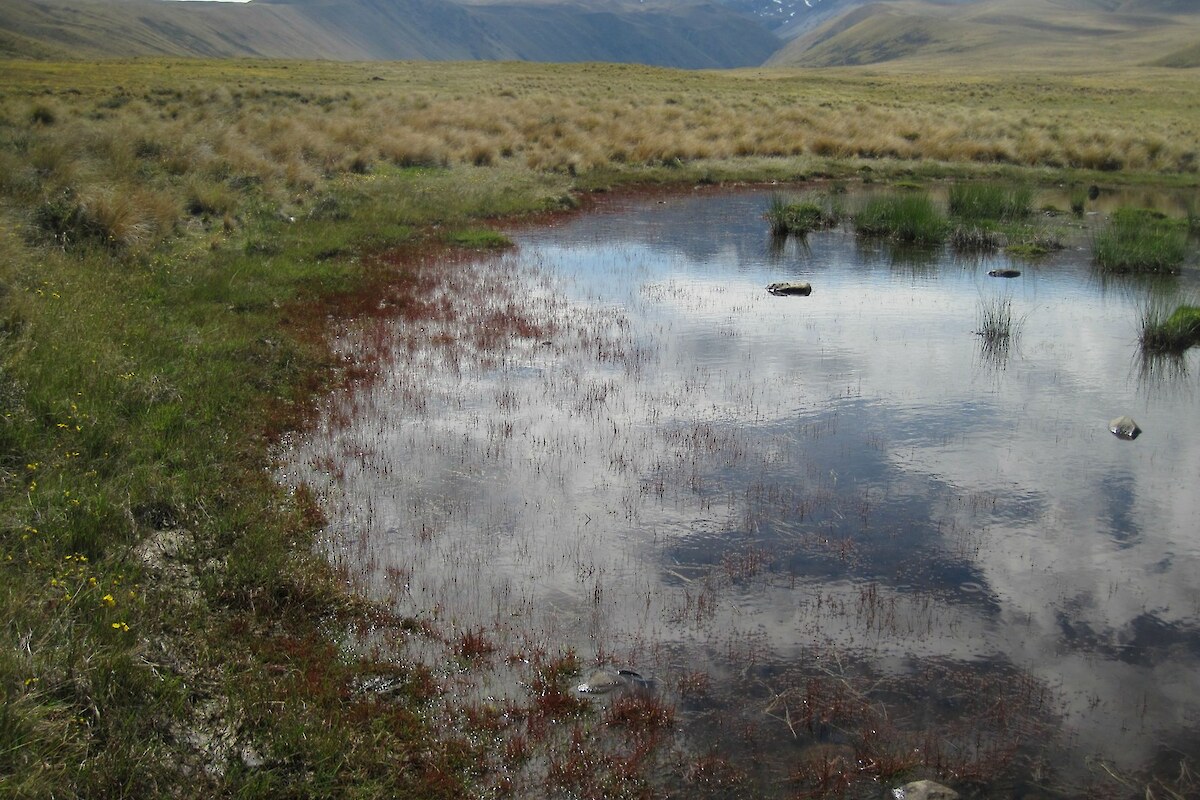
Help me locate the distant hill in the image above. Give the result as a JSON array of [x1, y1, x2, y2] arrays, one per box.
[[1150, 41, 1200, 67], [717, 0, 863, 33], [767, 0, 1200, 68], [0, 0, 782, 68], [3, 0, 1198, 69]]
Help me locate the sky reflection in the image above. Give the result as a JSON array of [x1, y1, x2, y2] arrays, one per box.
[[292, 188, 1200, 792]]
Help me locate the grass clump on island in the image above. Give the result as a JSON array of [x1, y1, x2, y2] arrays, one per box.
[[1140, 303, 1200, 354], [945, 182, 1052, 254], [765, 192, 843, 236], [948, 182, 1034, 222], [0, 56, 1198, 799], [1094, 208, 1190, 273], [853, 192, 947, 244]]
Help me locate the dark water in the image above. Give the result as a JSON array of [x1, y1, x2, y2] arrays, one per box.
[[291, 188, 1200, 795]]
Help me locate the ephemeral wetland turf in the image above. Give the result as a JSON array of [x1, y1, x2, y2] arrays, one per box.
[[2, 58, 1199, 798], [289, 189, 1200, 798]]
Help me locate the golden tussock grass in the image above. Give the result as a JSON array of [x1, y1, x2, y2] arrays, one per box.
[[5, 59, 1195, 242]]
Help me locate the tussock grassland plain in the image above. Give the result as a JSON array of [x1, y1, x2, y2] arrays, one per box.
[[0, 57, 1197, 798]]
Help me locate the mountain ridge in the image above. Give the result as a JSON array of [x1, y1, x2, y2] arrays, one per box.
[[0, 0, 782, 67], [2, 0, 1198, 70], [767, 0, 1200, 68]]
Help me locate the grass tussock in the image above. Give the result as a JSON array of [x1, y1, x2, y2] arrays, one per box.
[[765, 192, 843, 236], [948, 182, 1033, 222], [949, 224, 1005, 252], [1140, 303, 1200, 354], [1094, 208, 1190, 273], [853, 192, 947, 244], [976, 294, 1023, 365], [978, 295, 1018, 341]]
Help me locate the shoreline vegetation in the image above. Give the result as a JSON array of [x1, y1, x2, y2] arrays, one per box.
[[1, 57, 1198, 798]]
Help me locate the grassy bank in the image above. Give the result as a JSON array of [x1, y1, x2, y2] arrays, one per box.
[[1, 57, 1198, 798]]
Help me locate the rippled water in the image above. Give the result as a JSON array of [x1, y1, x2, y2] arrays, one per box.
[[290, 188, 1200, 796]]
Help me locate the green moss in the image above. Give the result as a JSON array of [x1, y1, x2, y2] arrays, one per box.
[[1006, 242, 1051, 257], [444, 228, 513, 249]]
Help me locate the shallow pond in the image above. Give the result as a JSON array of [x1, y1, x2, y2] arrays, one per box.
[[290, 187, 1200, 797]]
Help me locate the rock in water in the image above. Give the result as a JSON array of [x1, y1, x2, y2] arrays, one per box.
[[892, 780, 959, 800], [1109, 415, 1142, 440], [576, 668, 654, 694], [576, 670, 622, 694], [767, 281, 812, 296]]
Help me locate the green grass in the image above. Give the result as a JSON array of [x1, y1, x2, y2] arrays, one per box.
[[948, 183, 1033, 222], [0, 116, 567, 797], [444, 227, 513, 249], [1004, 225, 1065, 258], [765, 192, 843, 237], [977, 296, 1016, 340], [976, 294, 1022, 364], [1140, 304, 1200, 354], [1005, 241, 1053, 258], [853, 192, 947, 245], [1093, 208, 1190, 273], [949, 224, 1004, 252]]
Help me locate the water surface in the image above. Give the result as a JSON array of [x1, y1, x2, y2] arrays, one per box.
[[292, 188, 1200, 795]]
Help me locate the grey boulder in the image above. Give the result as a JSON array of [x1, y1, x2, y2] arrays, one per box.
[[576, 668, 654, 694], [892, 780, 959, 800], [1109, 415, 1142, 440], [767, 281, 812, 296]]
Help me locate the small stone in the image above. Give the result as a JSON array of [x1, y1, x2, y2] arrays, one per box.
[[576, 670, 621, 694], [1109, 415, 1141, 440], [767, 281, 812, 296], [240, 745, 265, 769], [893, 779, 959, 800]]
